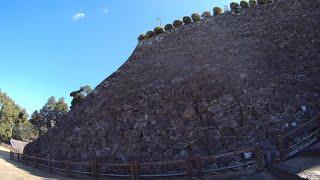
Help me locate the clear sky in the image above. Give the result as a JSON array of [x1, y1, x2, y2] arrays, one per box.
[[0, 0, 234, 115]]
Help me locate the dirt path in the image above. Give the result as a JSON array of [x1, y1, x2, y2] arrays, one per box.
[[0, 146, 74, 180]]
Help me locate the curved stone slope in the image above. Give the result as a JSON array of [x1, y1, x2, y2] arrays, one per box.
[[25, 0, 320, 164]]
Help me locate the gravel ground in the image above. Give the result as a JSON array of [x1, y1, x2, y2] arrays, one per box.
[[0, 146, 75, 180]]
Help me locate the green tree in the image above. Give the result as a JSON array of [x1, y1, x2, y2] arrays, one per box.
[[0, 90, 30, 142], [70, 85, 92, 108], [29, 96, 69, 137]]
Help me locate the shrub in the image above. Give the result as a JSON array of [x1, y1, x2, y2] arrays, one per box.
[[213, 7, 223, 16], [240, 1, 250, 9], [146, 31, 154, 38], [154, 27, 164, 35], [201, 11, 212, 18], [138, 34, 146, 41], [164, 24, 173, 31], [257, 0, 268, 5], [173, 20, 183, 28], [230, 2, 240, 11], [191, 13, 201, 22], [249, 0, 257, 6], [182, 16, 192, 24]]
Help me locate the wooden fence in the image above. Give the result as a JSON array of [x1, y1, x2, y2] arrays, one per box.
[[277, 114, 320, 160], [10, 145, 262, 180], [9, 114, 320, 179]]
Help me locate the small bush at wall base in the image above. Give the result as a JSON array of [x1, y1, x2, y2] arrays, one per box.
[[249, 0, 258, 6], [191, 13, 201, 22], [146, 31, 154, 38], [154, 27, 164, 35], [173, 20, 183, 28], [164, 24, 173, 31], [138, 34, 146, 41], [230, 2, 241, 11], [213, 7, 223, 16], [202, 11, 212, 18], [182, 16, 192, 24], [240, 1, 250, 9], [257, 0, 268, 5]]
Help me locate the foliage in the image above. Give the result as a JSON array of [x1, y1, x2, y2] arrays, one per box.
[[173, 20, 183, 28], [146, 31, 154, 38], [164, 24, 173, 31], [249, 0, 258, 6], [257, 0, 268, 5], [29, 96, 69, 136], [182, 16, 192, 24], [230, 2, 240, 11], [12, 121, 38, 141], [138, 34, 146, 41], [240, 1, 250, 9], [213, 7, 223, 16], [201, 11, 212, 18], [0, 90, 29, 142], [154, 27, 164, 35], [191, 13, 201, 22], [70, 85, 92, 109]]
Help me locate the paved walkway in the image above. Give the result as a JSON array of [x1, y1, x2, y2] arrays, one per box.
[[0, 146, 74, 180]]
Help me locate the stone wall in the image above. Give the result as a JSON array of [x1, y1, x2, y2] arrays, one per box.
[[25, 0, 320, 166]]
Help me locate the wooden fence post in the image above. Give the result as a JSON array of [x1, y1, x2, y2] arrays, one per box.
[[48, 157, 52, 172], [278, 135, 285, 160], [34, 155, 38, 168], [185, 158, 193, 180], [255, 144, 264, 170], [195, 157, 203, 178], [317, 117, 320, 138], [130, 162, 135, 180], [133, 161, 139, 180], [92, 160, 97, 180], [65, 160, 70, 177]]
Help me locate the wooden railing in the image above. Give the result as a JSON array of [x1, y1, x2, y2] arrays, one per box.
[[277, 115, 320, 160], [10, 145, 262, 180], [10, 115, 320, 179]]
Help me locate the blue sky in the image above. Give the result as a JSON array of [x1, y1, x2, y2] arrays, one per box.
[[0, 0, 234, 115]]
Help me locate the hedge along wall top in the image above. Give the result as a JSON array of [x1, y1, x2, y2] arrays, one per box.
[[249, 0, 258, 6], [182, 16, 192, 24], [138, 34, 146, 41], [257, 0, 268, 5], [191, 13, 201, 22], [138, 0, 274, 41], [230, 2, 241, 11], [240, 1, 250, 9], [154, 27, 164, 35], [146, 31, 154, 38], [164, 24, 173, 31], [213, 7, 223, 16], [202, 11, 212, 18], [173, 20, 183, 28]]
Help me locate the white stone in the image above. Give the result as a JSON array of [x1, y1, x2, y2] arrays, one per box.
[[285, 123, 289, 128], [292, 122, 297, 127], [243, 152, 252, 159]]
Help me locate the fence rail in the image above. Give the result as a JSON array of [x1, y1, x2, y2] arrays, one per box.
[[9, 115, 320, 179], [10, 146, 260, 180], [277, 114, 320, 160]]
